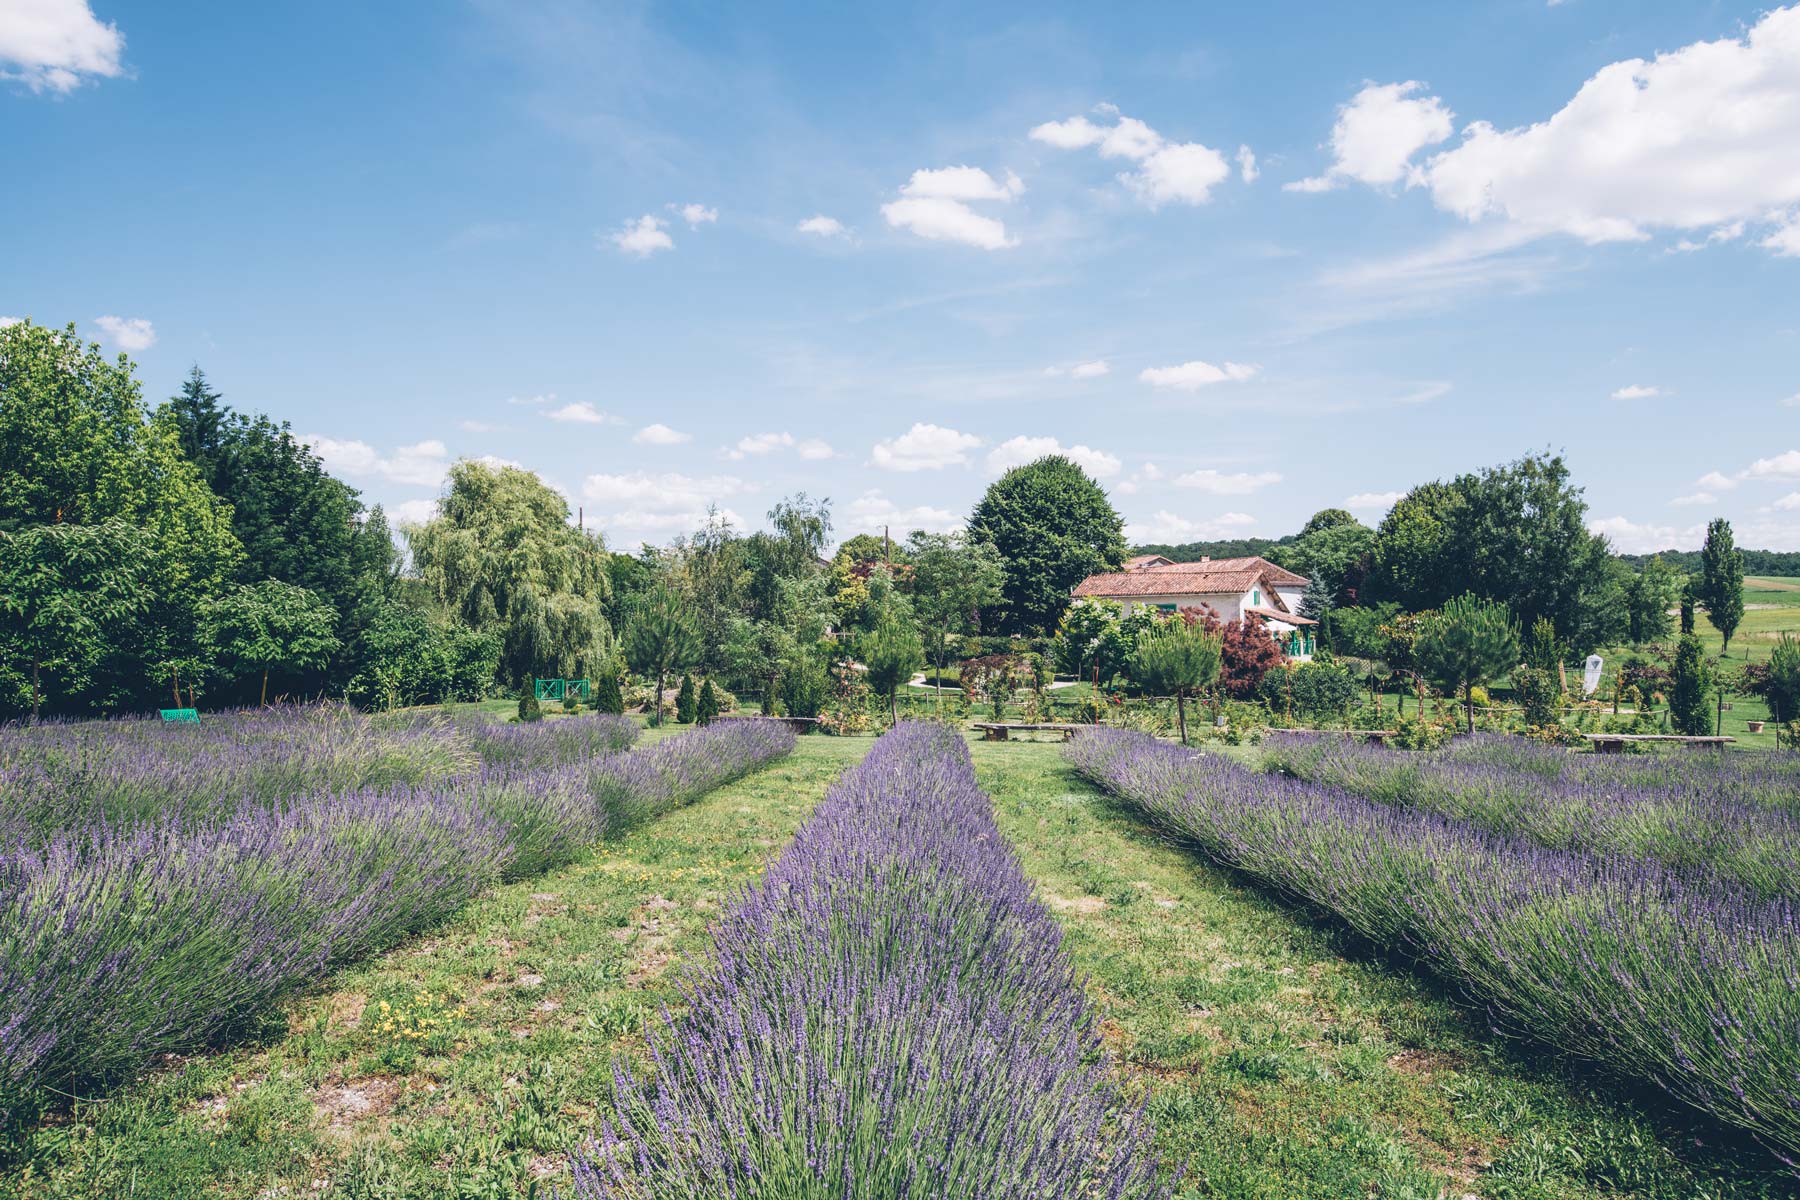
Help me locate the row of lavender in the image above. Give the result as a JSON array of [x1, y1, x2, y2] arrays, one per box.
[[1263, 732, 1800, 899], [0, 708, 795, 1132], [1068, 728, 1800, 1160], [572, 723, 1171, 1199]]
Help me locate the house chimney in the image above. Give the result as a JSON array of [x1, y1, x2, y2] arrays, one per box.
[[1200, 555, 1210, 562]]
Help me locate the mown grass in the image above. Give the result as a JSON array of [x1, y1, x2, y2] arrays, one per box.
[[972, 738, 1800, 1200], [2, 731, 870, 1200]]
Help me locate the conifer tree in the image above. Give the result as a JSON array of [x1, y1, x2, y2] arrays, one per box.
[[697, 678, 720, 725], [675, 673, 698, 723]]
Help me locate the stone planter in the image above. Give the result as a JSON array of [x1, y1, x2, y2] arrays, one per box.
[[1748, 720, 1765, 733]]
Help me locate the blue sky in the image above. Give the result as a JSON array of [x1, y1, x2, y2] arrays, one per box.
[[5, 1, 1799, 552]]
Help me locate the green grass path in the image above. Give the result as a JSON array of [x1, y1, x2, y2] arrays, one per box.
[[972, 739, 1797, 1200]]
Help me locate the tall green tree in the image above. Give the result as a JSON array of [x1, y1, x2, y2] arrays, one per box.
[[1623, 555, 1684, 644], [1367, 481, 1462, 609], [1128, 617, 1221, 745], [967, 455, 1126, 635], [905, 530, 1004, 709], [860, 612, 925, 723], [1699, 518, 1746, 656], [409, 461, 612, 687], [622, 583, 700, 726], [0, 521, 156, 719], [1669, 633, 1713, 735], [202, 579, 342, 706], [1415, 594, 1521, 733]]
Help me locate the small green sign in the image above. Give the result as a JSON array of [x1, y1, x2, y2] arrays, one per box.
[[160, 708, 200, 724]]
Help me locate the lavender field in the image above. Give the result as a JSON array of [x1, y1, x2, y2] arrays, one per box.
[[0, 706, 793, 1139], [1070, 728, 1800, 1164]]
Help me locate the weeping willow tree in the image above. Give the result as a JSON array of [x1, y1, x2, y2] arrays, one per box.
[[407, 461, 612, 688]]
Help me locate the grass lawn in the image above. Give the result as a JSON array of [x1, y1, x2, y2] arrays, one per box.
[[2, 731, 871, 1200], [974, 739, 1798, 1200], [10, 729, 1795, 1198]]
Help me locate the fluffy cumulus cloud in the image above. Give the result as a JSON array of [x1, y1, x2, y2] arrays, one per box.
[[1345, 490, 1404, 512], [1611, 384, 1663, 401], [984, 436, 1121, 479], [1287, 82, 1454, 192], [1139, 360, 1259, 390], [881, 166, 1023, 250], [546, 401, 612, 424], [841, 489, 963, 536], [868, 423, 982, 471], [608, 215, 674, 257], [0, 0, 124, 93], [580, 470, 749, 543], [1741, 449, 1800, 481], [1175, 468, 1283, 495], [1670, 491, 1717, 507], [1302, 9, 1800, 256], [678, 203, 717, 226], [93, 315, 154, 352], [796, 214, 847, 238], [391, 498, 440, 526], [1029, 108, 1236, 207], [1125, 510, 1256, 544], [725, 431, 835, 461], [1588, 515, 1707, 554], [633, 422, 690, 445], [304, 437, 451, 489]]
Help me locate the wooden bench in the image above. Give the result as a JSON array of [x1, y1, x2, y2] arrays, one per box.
[[1585, 733, 1734, 754], [972, 722, 1082, 742]]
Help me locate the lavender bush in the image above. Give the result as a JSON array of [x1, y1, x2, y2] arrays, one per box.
[[1263, 732, 1800, 898], [0, 713, 792, 1135], [572, 723, 1170, 1199], [1070, 727, 1800, 1162]]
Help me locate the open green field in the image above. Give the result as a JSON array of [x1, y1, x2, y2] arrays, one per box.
[[10, 732, 1791, 1199]]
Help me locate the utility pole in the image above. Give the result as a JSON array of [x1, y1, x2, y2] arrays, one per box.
[[883, 525, 890, 565]]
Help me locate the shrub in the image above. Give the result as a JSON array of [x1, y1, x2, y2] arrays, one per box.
[[696, 679, 720, 726], [590, 664, 625, 715], [777, 660, 827, 718], [1669, 634, 1713, 735], [674, 674, 697, 724], [1513, 665, 1561, 729], [517, 685, 543, 723]]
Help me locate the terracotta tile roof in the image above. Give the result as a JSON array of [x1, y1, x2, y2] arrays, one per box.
[[1072, 555, 1308, 600], [1125, 554, 1173, 569]]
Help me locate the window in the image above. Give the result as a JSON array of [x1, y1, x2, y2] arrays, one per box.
[[1250, 588, 1261, 607], [1156, 603, 1177, 613]]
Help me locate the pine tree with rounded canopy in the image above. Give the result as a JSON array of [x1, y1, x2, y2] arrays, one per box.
[[1415, 594, 1520, 733], [1129, 616, 1221, 745]]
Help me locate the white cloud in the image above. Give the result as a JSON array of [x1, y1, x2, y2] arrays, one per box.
[[1287, 81, 1454, 192], [608, 215, 674, 257], [1031, 108, 1236, 207], [1412, 8, 1800, 254], [459, 419, 498, 434], [546, 401, 610, 425], [1139, 360, 1260, 390], [1588, 515, 1706, 554], [1671, 221, 1747, 253], [633, 422, 690, 445], [507, 393, 555, 406], [304, 437, 451, 489], [796, 214, 847, 238], [1045, 358, 1110, 379], [899, 165, 1024, 201], [722, 431, 837, 461], [1236, 144, 1259, 183], [392, 498, 439, 525], [1125, 510, 1257, 544], [1345, 490, 1404, 511], [1671, 491, 1718, 507], [1611, 384, 1662, 400], [1742, 450, 1800, 481], [869, 423, 982, 471], [842, 489, 963, 536], [1775, 492, 1800, 511], [1697, 470, 1738, 491], [0, 0, 124, 93], [93, 315, 154, 352], [1174, 468, 1283, 495], [678, 203, 717, 226], [985, 436, 1121, 479], [1783, 392, 1800, 407], [580, 470, 748, 515], [882, 166, 1025, 249]]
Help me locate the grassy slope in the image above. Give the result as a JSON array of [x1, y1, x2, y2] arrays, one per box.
[[972, 737, 1798, 1200], [4, 732, 870, 1200]]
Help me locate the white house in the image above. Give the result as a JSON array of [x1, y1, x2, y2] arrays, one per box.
[[1071, 555, 1317, 659]]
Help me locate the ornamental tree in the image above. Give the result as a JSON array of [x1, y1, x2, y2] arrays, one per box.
[[906, 530, 1004, 713], [1414, 594, 1520, 733], [1700, 518, 1745, 655], [1669, 633, 1713, 736], [202, 579, 342, 706], [623, 583, 700, 726], [967, 455, 1126, 635], [860, 613, 924, 723], [1129, 617, 1221, 744]]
